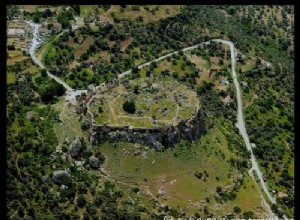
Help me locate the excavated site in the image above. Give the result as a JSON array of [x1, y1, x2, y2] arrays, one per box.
[[74, 77, 206, 150]]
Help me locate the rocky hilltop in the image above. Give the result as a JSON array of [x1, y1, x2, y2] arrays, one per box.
[[74, 79, 206, 150], [88, 109, 206, 151]]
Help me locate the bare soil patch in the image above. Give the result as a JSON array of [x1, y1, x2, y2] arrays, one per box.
[[120, 37, 134, 52], [74, 36, 94, 59]]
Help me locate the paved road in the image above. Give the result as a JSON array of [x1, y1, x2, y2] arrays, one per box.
[[212, 39, 284, 219], [26, 21, 283, 217], [26, 21, 87, 103], [111, 39, 283, 218], [118, 41, 211, 78], [212, 40, 275, 201]]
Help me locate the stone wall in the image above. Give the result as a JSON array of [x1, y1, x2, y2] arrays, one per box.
[[89, 109, 206, 151]]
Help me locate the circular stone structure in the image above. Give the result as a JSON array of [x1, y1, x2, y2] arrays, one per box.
[[78, 78, 206, 150], [87, 78, 200, 129]]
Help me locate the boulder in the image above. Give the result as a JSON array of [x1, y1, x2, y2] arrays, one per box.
[[41, 175, 49, 183], [26, 111, 36, 120], [76, 106, 87, 114], [69, 136, 82, 157], [53, 170, 71, 184], [82, 120, 91, 130], [89, 132, 97, 145], [61, 154, 67, 163], [133, 150, 140, 156], [89, 155, 100, 168], [158, 188, 165, 196]]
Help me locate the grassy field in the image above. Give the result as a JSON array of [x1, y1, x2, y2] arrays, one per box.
[[100, 123, 269, 217], [7, 50, 29, 66], [20, 5, 63, 13], [80, 5, 182, 25], [80, 5, 94, 16], [7, 72, 16, 84]]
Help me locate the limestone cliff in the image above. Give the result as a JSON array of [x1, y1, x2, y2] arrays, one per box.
[[88, 109, 206, 151]]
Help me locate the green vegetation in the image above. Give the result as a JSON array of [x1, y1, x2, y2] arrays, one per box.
[[7, 4, 293, 219], [100, 119, 265, 217], [122, 100, 136, 114]]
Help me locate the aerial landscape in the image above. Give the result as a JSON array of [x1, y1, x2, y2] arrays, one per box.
[[6, 5, 294, 219]]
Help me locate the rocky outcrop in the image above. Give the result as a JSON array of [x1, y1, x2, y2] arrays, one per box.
[[53, 170, 71, 184], [89, 156, 100, 168], [41, 175, 49, 183], [26, 111, 36, 120], [76, 106, 87, 114], [69, 136, 82, 157], [89, 110, 206, 151]]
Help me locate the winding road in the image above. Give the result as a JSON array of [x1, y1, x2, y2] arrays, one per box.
[[212, 39, 282, 219], [26, 21, 87, 104], [26, 20, 283, 218]]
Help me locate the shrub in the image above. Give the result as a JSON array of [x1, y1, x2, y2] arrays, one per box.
[[234, 206, 241, 213], [123, 100, 136, 114]]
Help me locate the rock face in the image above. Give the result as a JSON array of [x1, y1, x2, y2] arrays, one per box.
[[89, 110, 206, 151], [69, 136, 82, 157], [26, 111, 36, 120], [53, 170, 71, 184], [76, 106, 87, 114], [41, 175, 49, 183], [89, 156, 100, 168]]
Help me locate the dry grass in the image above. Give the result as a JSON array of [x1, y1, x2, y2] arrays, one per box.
[[24, 65, 39, 74], [7, 50, 22, 58], [68, 60, 80, 69], [186, 54, 209, 70], [20, 5, 62, 13], [7, 72, 16, 84], [105, 5, 182, 25], [20, 5, 39, 12], [66, 38, 75, 47], [196, 70, 211, 84], [74, 36, 94, 59], [106, 40, 115, 48], [120, 37, 134, 52], [7, 54, 29, 66], [100, 51, 110, 62]]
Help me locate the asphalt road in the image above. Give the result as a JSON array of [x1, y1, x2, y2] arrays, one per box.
[[212, 39, 283, 219], [26, 21, 86, 104]]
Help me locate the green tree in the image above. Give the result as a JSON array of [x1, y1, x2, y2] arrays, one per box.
[[133, 85, 139, 94], [123, 100, 136, 114], [41, 69, 47, 77], [233, 206, 241, 214]]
